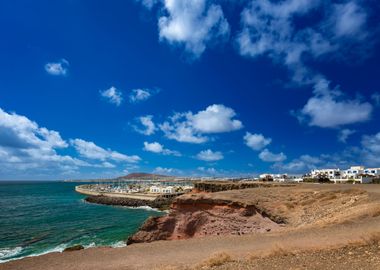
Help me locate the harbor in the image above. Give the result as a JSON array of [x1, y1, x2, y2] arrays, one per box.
[[75, 181, 194, 209]]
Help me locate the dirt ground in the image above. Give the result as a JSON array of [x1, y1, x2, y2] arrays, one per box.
[[1, 183, 380, 270]]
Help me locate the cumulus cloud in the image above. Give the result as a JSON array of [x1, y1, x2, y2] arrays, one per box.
[[158, 0, 230, 57], [259, 149, 287, 162], [338, 129, 355, 143], [0, 108, 108, 177], [100, 86, 123, 106], [197, 166, 217, 174], [372, 92, 380, 106], [159, 104, 242, 143], [70, 139, 141, 163], [143, 141, 181, 156], [236, 0, 371, 84], [244, 132, 271, 151], [129, 89, 152, 103], [196, 149, 223, 161], [331, 1, 367, 38], [361, 132, 380, 156], [272, 154, 323, 173], [137, 0, 159, 10], [134, 115, 157, 136], [275, 132, 380, 173], [153, 166, 181, 175], [0, 107, 144, 179], [237, 0, 325, 81], [191, 104, 243, 133], [297, 77, 372, 128], [45, 59, 69, 76]]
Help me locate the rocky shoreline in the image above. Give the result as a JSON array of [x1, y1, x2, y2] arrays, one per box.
[[84, 195, 174, 210]]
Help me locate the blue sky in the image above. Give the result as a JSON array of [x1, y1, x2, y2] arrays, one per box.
[[0, 0, 380, 180]]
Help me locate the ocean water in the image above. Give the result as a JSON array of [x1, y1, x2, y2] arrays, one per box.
[[0, 181, 163, 263]]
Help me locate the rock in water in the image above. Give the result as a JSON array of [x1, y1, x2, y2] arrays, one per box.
[[63, 245, 84, 252]]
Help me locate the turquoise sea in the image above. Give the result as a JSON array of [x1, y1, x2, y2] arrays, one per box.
[[0, 181, 162, 263]]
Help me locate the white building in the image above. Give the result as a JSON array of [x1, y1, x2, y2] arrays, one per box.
[[332, 176, 373, 184], [149, 185, 161, 193], [259, 174, 287, 181], [344, 166, 365, 178], [161, 186, 175, 194], [310, 169, 341, 179], [364, 168, 380, 176]]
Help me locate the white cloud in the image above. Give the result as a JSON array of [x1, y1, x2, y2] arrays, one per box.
[[143, 141, 181, 156], [0, 107, 143, 179], [273, 154, 322, 173], [138, 0, 159, 9], [259, 149, 287, 162], [236, 0, 371, 85], [70, 139, 141, 163], [153, 166, 180, 175], [244, 132, 271, 151], [0, 108, 97, 177], [159, 113, 208, 144], [191, 104, 243, 133], [298, 78, 372, 128], [100, 86, 123, 106], [134, 115, 157, 136], [338, 129, 355, 143], [361, 132, 380, 166], [197, 166, 217, 174], [371, 92, 380, 106], [158, 0, 230, 57], [129, 89, 152, 103], [361, 132, 380, 156], [45, 59, 69, 76], [159, 104, 242, 143], [196, 149, 223, 161], [237, 0, 325, 79], [274, 131, 380, 173], [332, 1, 367, 38]]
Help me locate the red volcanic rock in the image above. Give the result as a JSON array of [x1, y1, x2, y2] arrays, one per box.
[[127, 194, 280, 244]]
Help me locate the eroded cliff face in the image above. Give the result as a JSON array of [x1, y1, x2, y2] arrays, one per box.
[[127, 186, 372, 245], [127, 195, 281, 244]]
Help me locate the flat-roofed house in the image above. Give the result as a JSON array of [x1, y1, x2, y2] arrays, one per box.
[[364, 168, 380, 176]]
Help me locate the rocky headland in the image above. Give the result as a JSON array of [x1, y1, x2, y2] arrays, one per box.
[[127, 184, 378, 245]]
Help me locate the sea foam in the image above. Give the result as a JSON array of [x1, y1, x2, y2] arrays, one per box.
[[0, 247, 23, 262]]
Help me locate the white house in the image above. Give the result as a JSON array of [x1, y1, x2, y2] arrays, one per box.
[[332, 176, 373, 184], [364, 168, 380, 176], [344, 166, 365, 178], [161, 186, 175, 194], [149, 185, 161, 193], [311, 169, 340, 179], [259, 174, 287, 181]]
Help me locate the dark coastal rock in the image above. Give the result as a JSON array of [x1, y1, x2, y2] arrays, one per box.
[[63, 245, 84, 252], [84, 195, 173, 210], [193, 181, 295, 193]]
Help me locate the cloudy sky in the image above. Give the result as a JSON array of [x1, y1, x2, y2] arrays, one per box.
[[0, 0, 380, 180]]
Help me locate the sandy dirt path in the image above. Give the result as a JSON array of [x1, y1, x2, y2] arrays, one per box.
[[2, 215, 379, 270]]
